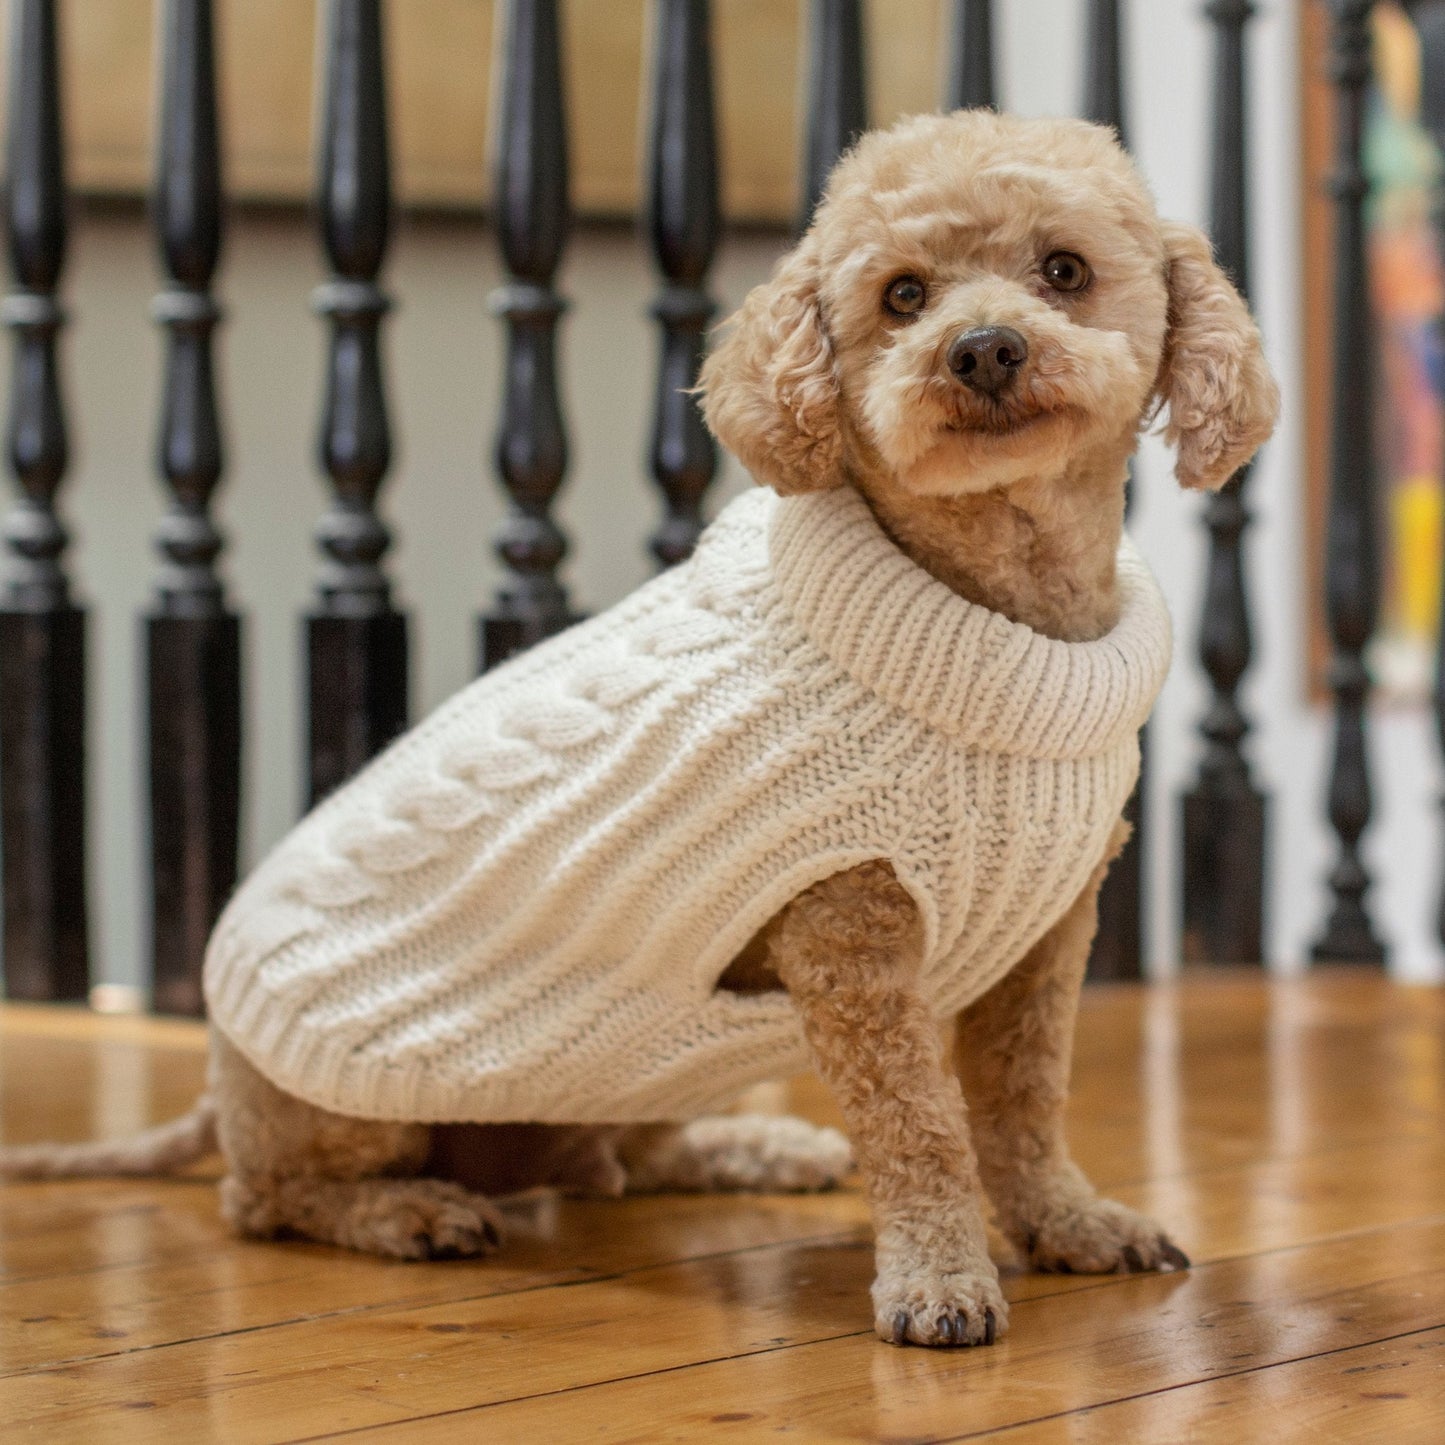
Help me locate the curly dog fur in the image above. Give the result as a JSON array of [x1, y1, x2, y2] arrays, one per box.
[[1, 111, 1276, 1348]]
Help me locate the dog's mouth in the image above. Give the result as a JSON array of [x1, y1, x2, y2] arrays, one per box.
[[947, 403, 1074, 439]]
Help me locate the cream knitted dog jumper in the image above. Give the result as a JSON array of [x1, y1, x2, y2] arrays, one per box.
[[204, 485, 1172, 1125]]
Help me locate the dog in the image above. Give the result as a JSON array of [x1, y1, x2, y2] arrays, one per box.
[[0, 110, 1276, 1349]]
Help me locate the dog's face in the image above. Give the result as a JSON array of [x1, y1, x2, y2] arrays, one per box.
[[701, 111, 1278, 499]]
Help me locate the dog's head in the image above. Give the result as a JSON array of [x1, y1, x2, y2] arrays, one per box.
[[700, 110, 1277, 498]]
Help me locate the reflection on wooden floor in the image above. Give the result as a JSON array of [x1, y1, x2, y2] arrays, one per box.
[[0, 971, 1442, 1441]]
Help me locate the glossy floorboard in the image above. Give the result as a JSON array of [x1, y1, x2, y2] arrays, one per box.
[[0, 971, 1441, 1441]]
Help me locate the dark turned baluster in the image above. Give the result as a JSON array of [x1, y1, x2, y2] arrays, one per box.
[[946, 0, 996, 111], [645, 0, 720, 569], [799, 0, 867, 233], [1181, 0, 1269, 966], [1312, 0, 1386, 964], [1413, 0, 1445, 944], [0, 0, 88, 1001], [146, 0, 240, 1015], [1080, 0, 1144, 981], [307, 0, 406, 804], [480, 0, 577, 669], [1082, 0, 1128, 138]]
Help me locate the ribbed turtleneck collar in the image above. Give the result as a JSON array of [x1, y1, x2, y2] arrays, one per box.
[[760, 484, 1172, 759]]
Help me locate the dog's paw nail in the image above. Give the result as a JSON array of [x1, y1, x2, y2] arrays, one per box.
[[1120, 1244, 1144, 1273], [425, 1239, 474, 1261], [1159, 1241, 1190, 1272], [876, 1269, 1007, 1347]]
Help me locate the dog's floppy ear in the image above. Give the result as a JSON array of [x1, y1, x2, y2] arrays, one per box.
[[699, 237, 843, 495], [1154, 220, 1279, 491]]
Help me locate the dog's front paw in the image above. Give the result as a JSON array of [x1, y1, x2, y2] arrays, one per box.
[[1022, 1195, 1189, 1276], [352, 1179, 506, 1260], [872, 1266, 1008, 1347]]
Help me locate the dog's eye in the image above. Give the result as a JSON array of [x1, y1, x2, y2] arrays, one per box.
[[1042, 252, 1091, 292], [883, 276, 927, 317]]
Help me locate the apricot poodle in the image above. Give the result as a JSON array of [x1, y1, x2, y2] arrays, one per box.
[[1, 110, 1277, 1349]]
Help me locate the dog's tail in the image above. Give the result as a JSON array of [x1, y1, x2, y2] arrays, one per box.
[[0, 1095, 217, 1179]]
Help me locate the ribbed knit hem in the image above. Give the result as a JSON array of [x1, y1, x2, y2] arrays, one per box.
[[766, 486, 1172, 759]]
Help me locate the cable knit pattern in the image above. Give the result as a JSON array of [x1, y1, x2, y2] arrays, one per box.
[[204, 485, 1172, 1124]]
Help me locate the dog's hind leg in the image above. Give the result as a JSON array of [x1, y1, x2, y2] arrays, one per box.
[[211, 1033, 503, 1259], [617, 1115, 851, 1194], [953, 819, 1189, 1277], [219, 1173, 503, 1260]]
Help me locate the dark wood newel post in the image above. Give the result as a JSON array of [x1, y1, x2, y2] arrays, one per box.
[[308, 0, 407, 804], [800, 0, 867, 233], [147, 0, 240, 1016], [1081, 0, 1144, 981], [1311, 0, 1386, 964], [0, 0, 89, 1001], [645, 0, 721, 570], [946, 0, 996, 111], [480, 0, 577, 669], [1181, 0, 1269, 966]]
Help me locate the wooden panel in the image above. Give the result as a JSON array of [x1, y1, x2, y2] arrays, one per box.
[[0, 1191, 871, 1373], [4, 976, 1443, 1439], [344, 1227, 1445, 1441], [992, 1328, 1445, 1443], [0, 0, 947, 220], [6, 1212, 1444, 1437]]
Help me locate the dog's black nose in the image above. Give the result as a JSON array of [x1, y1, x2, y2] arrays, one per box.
[[947, 326, 1028, 396]]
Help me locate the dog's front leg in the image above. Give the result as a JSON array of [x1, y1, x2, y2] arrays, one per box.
[[769, 860, 1007, 1347], [953, 821, 1189, 1276]]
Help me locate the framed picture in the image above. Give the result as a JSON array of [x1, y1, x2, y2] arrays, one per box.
[[1304, 0, 1445, 702]]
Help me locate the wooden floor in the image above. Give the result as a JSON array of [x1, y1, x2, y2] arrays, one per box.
[[1, 972, 1443, 1442]]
